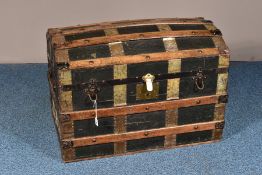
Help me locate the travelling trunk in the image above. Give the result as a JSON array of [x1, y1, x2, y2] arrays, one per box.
[[47, 18, 229, 162]]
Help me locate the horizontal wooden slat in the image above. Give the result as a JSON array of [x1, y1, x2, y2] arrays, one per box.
[[63, 139, 219, 162], [57, 30, 214, 49], [68, 48, 219, 69], [59, 18, 210, 35], [69, 120, 221, 147], [66, 95, 222, 120]]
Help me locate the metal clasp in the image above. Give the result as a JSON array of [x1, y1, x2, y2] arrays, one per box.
[[192, 68, 206, 90], [142, 73, 155, 92], [84, 79, 101, 100], [84, 79, 100, 126]]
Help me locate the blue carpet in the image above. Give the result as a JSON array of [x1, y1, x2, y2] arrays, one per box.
[[0, 62, 261, 175]]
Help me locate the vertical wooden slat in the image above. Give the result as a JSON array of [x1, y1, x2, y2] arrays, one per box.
[[164, 109, 178, 147]]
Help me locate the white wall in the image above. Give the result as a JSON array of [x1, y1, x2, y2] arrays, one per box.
[[0, 0, 261, 63]]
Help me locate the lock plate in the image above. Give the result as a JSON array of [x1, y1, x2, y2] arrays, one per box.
[[136, 82, 159, 100]]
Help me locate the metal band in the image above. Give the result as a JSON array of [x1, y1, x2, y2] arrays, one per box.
[[216, 73, 228, 95], [62, 68, 228, 91], [214, 103, 226, 121], [60, 91, 73, 112], [204, 23, 217, 30], [157, 24, 172, 31], [164, 109, 178, 147], [55, 49, 69, 63], [58, 70, 72, 85], [104, 28, 119, 36], [218, 55, 230, 68], [109, 41, 127, 107], [162, 37, 181, 100], [114, 116, 127, 154]]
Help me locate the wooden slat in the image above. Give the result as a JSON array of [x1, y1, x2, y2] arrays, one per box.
[[69, 48, 219, 69], [66, 95, 220, 120], [57, 30, 214, 49], [60, 17, 209, 35], [70, 120, 221, 147], [63, 139, 220, 163]]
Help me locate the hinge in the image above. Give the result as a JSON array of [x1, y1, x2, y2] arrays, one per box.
[[62, 141, 73, 149], [215, 121, 225, 129]]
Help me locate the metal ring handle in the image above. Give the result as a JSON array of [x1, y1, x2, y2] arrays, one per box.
[[195, 77, 205, 90]]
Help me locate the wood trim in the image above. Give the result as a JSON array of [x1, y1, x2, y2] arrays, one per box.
[[69, 120, 222, 147], [60, 17, 209, 35], [63, 139, 220, 163], [66, 95, 221, 120], [69, 48, 219, 69], [57, 30, 214, 49]]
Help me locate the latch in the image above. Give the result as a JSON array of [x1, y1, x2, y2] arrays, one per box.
[[142, 73, 155, 92], [84, 79, 101, 100], [84, 79, 101, 126], [137, 73, 159, 100]]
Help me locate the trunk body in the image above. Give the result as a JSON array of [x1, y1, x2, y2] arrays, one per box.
[[47, 18, 229, 162]]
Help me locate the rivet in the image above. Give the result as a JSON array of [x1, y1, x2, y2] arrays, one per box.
[[145, 55, 150, 60], [194, 125, 199, 129], [89, 61, 94, 65], [144, 132, 149, 136], [92, 112, 96, 116], [139, 34, 145, 37], [92, 138, 96, 142], [196, 100, 201, 104], [84, 39, 89, 42], [145, 107, 149, 110], [198, 50, 203, 53], [192, 31, 196, 35]]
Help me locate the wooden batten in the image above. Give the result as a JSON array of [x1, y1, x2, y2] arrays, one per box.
[[63, 139, 220, 163], [69, 48, 219, 69], [68, 120, 222, 147], [57, 30, 214, 49], [60, 17, 210, 35], [66, 95, 222, 120]]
